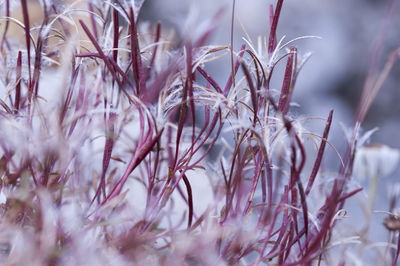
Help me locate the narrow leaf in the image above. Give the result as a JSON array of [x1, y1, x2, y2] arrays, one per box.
[[305, 110, 333, 195], [268, 0, 284, 54], [181, 173, 193, 228]]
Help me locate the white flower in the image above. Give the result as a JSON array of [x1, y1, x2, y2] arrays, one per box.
[[353, 144, 400, 180]]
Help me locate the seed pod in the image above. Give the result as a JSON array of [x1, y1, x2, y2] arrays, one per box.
[[384, 215, 400, 231]]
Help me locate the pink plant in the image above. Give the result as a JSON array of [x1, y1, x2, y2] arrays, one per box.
[[0, 0, 399, 265]]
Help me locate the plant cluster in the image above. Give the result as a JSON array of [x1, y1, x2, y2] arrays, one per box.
[[0, 0, 399, 265]]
